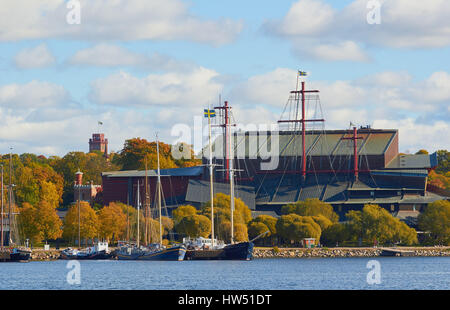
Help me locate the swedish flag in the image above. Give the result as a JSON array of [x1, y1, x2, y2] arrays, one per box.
[[298, 70, 307, 76], [204, 109, 216, 118]]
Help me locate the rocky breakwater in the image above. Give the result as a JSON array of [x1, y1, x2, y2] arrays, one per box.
[[30, 249, 61, 261], [253, 247, 450, 259]]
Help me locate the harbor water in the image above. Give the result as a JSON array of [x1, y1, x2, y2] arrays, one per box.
[[1, 257, 449, 290]]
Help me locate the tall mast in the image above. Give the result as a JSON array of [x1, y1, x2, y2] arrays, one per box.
[[207, 107, 215, 247], [144, 157, 148, 246], [8, 151, 12, 245], [1, 165, 3, 250], [156, 134, 163, 246], [137, 179, 140, 247], [229, 119, 235, 245], [277, 71, 323, 184]]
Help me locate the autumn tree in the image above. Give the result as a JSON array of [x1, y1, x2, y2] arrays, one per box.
[[172, 205, 197, 225], [19, 203, 40, 244], [112, 138, 178, 171], [98, 202, 127, 243], [418, 200, 450, 245], [63, 202, 99, 246], [175, 214, 211, 239], [35, 200, 63, 243]]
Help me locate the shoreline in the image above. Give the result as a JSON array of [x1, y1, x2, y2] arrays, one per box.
[[253, 246, 450, 259], [26, 246, 450, 261]]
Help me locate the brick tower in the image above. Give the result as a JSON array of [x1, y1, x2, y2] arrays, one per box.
[[89, 133, 108, 157]]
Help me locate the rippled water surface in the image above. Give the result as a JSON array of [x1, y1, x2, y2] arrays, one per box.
[[1, 257, 449, 290]]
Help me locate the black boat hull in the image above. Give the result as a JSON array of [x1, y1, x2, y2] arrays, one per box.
[[185, 242, 254, 260], [60, 250, 112, 260], [1, 249, 32, 262], [137, 246, 186, 261]]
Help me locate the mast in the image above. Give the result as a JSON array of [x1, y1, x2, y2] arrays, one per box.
[[8, 151, 12, 245], [156, 134, 163, 246], [144, 157, 148, 246], [137, 179, 140, 247], [229, 121, 235, 245], [1, 165, 3, 250], [207, 108, 215, 247], [277, 71, 323, 184]]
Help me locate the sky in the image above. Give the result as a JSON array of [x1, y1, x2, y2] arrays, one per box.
[[0, 0, 449, 156]]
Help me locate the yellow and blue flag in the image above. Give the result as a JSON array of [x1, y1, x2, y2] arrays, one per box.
[[204, 109, 216, 118], [298, 70, 307, 76]]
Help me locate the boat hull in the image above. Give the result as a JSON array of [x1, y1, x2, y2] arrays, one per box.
[[137, 246, 186, 261], [1, 249, 31, 262], [60, 250, 112, 260], [185, 242, 254, 260]]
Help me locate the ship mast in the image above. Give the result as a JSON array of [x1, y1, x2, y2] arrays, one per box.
[[8, 151, 12, 245], [144, 157, 149, 245], [207, 107, 215, 248], [1, 164, 3, 250], [136, 179, 140, 248], [156, 133, 163, 247]]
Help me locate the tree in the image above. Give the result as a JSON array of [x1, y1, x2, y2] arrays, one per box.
[[276, 214, 321, 245], [175, 214, 211, 239], [418, 200, 450, 245], [200, 193, 252, 242], [312, 215, 333, 231], [415, 149, 429, 155], [172, 205, 197, 225], [112, 138, 177, 171], [35, 200, 63, 243], [321, 223, 352, 247], [98, 202, 127, 242], [281, 198, 339, 223], [247, 215, 278, 245], [346, 204, 418, 246], [19, 203, 40, 244], [63, 202, 99, 245]]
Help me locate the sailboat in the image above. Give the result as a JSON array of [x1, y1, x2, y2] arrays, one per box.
[[138, 134, 186, 261], [183, 107, 254, 260], [116, 135, 186, 261], [115, 179, 148, 260], [0, 152, 32, 262]]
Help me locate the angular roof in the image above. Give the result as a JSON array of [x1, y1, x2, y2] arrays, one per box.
[[203, 129, 398, 158], [102, 166, 204, 178], [185, 179, 256, 210]]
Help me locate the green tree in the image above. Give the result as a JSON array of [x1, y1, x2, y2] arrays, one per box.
[[418, 200, 450, 245], [321, 223, 352, 247], [247, 215, 278, 245], [346, 204, 418, 246], [281, 198, 339, 223], [276, 214, 321, 245]]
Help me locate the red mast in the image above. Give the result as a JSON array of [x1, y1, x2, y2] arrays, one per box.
[[341, 127, 363, 178], [278, 78, 323, 182]]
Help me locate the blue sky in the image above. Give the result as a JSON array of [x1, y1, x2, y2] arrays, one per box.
[[0, 0, 449, 156]]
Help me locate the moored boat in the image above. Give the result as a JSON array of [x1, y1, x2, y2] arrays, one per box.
[[60, 241, 112, 260]]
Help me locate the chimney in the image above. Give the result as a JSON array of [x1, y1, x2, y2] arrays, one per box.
[[75, 171, 83, 185]]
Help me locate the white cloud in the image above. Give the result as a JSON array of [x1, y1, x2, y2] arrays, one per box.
[[263, 0, 450, 61], [89, 67, 223, 107], [14, 44, 56, 69], [294, 41, 370, 62], [0, 80, 68, 108], [0, 0, 242, 46], [68, 43, 193, 71]]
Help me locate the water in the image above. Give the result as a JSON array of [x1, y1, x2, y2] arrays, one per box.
[[0, 257, 449, 290]]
